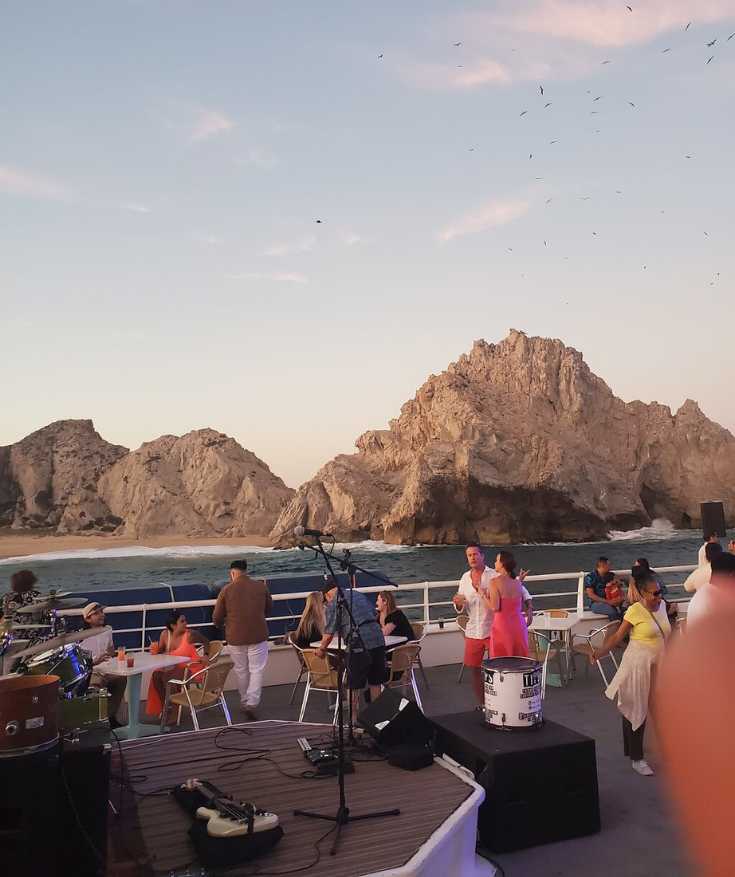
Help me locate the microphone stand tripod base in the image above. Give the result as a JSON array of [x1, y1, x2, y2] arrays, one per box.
[[293, 804, 401, 856]]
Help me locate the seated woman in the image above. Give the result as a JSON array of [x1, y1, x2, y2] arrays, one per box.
[[376, 591, 416, 641], [146, 611, 209, 719], [291, 591, 326, 648]]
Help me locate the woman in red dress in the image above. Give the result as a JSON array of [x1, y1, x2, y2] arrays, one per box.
[[485, 551, 529, 657], [146, 611, 208, 718]]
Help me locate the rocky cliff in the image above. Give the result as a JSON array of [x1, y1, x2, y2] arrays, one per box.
[[271, 330, 735, 545], [0, 422, 293, 537], [0, 420, 128, 532], [97, 429, 294, 538]]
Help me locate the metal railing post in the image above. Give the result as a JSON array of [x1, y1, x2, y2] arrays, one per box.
[[141, 605, 147, 651], [423, 582, 430, 626], [577, 573, 585, 615]]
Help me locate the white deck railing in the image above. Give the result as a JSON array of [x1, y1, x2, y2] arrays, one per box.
[[59, 564, 697, 652]]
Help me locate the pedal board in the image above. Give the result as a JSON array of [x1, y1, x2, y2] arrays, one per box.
[[297, 737, 354, 775]]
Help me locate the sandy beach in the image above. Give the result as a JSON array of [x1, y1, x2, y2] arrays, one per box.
[[0, 531, 272, 561]]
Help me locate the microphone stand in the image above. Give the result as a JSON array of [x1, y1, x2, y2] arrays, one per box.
[[293, 537, 400, 855]]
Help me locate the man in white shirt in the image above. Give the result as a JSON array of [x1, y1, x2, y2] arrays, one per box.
[[81, 602, 127, 729], [687, 553, 735, 628], [684, 542, 723, 592], [452, 543, 531, 705], [698, 534, 721, 567]]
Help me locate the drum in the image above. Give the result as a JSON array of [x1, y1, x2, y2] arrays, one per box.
[[24, 644, 93, 695], [60, 687, 109, 730], [482, 657, 543, 730], [0, 674, 60, 757]]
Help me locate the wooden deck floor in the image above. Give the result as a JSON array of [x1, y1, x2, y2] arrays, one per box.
[[108, 720, 473, 876]]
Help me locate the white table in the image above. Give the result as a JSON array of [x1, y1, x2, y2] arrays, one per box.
[[310, 635, 408, 650], [530, 613, 582, 684], [95, 652, 189, 739]]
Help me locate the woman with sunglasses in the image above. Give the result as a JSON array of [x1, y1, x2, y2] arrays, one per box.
[[593, 574, 671, 776]]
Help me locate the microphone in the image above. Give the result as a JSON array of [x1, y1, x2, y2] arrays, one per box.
[[293, 525, 333, 539]]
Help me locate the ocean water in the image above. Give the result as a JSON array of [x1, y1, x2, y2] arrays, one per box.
[[0, 521, 725, 601]]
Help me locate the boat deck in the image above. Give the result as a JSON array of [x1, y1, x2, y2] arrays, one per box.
[[109, 662, 691, 877]]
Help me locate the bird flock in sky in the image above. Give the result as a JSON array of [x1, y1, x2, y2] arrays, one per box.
[[366, 8, 733, 293]]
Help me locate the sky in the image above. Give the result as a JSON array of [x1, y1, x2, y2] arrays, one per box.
[[2, 1, 734, 488]]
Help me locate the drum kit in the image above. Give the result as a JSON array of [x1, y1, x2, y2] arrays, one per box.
[[0, 591, 110, 757]]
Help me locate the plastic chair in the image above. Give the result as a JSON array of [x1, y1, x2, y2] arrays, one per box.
[[286, 633, 308, 705], [162, 659, 234, 732], [571, 621, 621, 686], [527, 630, 564, 695], [410, 622, 430, 689], [207, 640, 225, 661], [384, 643, 424, 712], [456, 614, 469, 683], [298, 649, 341, 725]]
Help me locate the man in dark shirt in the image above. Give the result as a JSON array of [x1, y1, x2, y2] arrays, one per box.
[[316, 578, 386, 711], [584, 556, 623, 620]]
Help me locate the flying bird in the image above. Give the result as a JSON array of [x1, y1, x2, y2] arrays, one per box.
[[685, 154, 693, 158], [540, 85, 544, 95], [315, 219, 323, 224], [728, 33, 735, 40], [706, 38, 717, 47], [580, 196, 592, 200], [520, 110, 528, 116], [704, 231, 709, 237], [601, 59, 611, 64], [706, 56, 714, 64], [453, 41, 462, 47], [628, 101, 636, 107], [615, 190, 623, 194], [544, 102, 552, 108], [627, 5, 632, 11], [592, 231, 598, 236], [546, 198, 553, 204], [593, 95, 603, 101], [529, 153, 533, 159], [662, 48, 671, 53], [549, 139, 559, 144], [685, 21, 691, 31], [377, 53, 383, 59]]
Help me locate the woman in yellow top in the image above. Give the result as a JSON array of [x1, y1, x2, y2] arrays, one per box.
[[593, 574, 670, 776]]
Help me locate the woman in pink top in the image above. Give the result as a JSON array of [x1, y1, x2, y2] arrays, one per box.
[[484, 551, 529, 658]]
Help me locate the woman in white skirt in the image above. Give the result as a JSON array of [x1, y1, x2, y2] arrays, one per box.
[[593, 574, 671, 776]]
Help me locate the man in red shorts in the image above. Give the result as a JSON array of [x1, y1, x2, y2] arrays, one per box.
[[453, 543, 495, 706]]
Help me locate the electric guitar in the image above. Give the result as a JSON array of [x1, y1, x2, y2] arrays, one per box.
[[182, 778, 279, 838]]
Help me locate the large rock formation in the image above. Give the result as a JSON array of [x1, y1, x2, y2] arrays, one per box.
[[271, 330, 735, 545], [97, 429, 294, 537], [0, 420, 128, 532]]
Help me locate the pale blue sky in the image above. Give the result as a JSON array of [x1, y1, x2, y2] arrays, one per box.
[[2, 1, 734, 487]]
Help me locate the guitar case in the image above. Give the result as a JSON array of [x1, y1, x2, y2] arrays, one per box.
[[172, 784, 284, 867]]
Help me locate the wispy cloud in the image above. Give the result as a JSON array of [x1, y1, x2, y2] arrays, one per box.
[[402, 58, 512, 90], [191, 108, 235, 142], [195, 232, 221, 246], [339, 230, 363, 247], [264, 235, 315, 257], [437, 197, 530, 243], [226, 271, 308, 284], [486, 0, 735, 49], [239, 147, 278, 170], [0, 164, 72, 201], [120, 202, 151, 214]]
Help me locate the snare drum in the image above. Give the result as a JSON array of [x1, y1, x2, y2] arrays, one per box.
[[0, 674, 60, 757], [482, 657, 543, 730], [25, 644, 93, 695]]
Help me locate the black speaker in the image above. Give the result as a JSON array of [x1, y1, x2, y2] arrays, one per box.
[[701, 501, 727, 539], [357, 688, 433, 749], [58, 733, 111, 876], [432, 712, 600, 853]]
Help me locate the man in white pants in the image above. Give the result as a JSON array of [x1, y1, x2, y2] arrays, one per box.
[[213, 560, 272, 719]]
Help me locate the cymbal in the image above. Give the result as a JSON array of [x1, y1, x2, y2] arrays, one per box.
[[16, 596, 87, 614], [11, 625, 104, 661]]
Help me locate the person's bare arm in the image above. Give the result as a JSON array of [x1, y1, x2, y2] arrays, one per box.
[[382, 621, 397, 636], [592, 620, 631, 659], [483, 581, 500, 612]]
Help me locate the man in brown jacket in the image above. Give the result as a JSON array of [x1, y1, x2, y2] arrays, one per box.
[[213, 560, 273, 718]]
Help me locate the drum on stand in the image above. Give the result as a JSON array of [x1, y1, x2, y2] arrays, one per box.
[[0, 674, 60, 757], [23, 644, 93, 696], [482, 657, 543, 730]]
